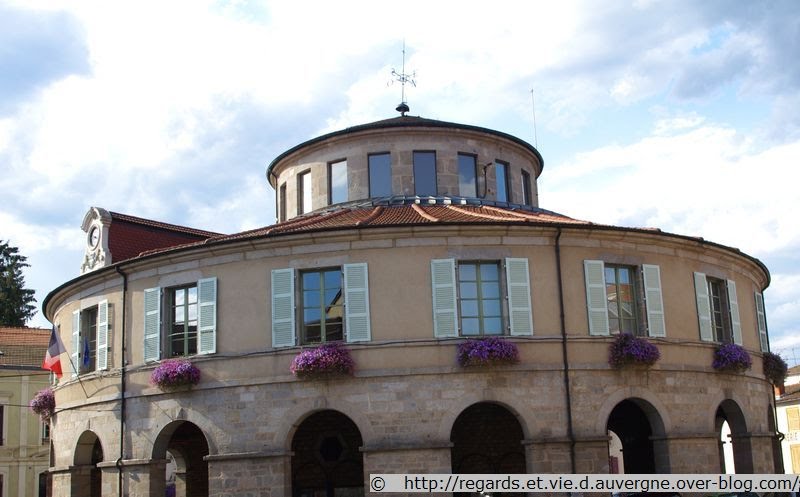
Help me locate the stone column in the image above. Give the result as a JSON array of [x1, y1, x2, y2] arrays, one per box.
[[205, 450, 291, 497], [526, 438, 572, 473], [100, 458, 167, 496], [574, 436, 611, 473], [362, 442, 453, 496], [663, 434, 721, 473]]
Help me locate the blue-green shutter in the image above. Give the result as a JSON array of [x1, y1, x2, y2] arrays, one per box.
[[271, 269, 295, 348], [431, 259, 458, 338], [143, 287, 161, 362], [344, 263, 371, 342], [197, 278, 217, 354]]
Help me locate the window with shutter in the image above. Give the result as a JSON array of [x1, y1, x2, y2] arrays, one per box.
[[583, 261, 664, 338]]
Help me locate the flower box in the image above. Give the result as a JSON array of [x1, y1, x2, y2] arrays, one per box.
[[150, 359, 201, 390], [290, 342, 355, 379], [457, 337, 519, 367], [30, 388, 55, 419], [762, 351, 788, 385], [712, 343, 752, 373], [608, 333, 660, 369]]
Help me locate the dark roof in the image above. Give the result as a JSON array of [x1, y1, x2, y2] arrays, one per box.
[[107, 211, 223, 262], [0, 327, 50, 369], [266, 115, 544, 184]]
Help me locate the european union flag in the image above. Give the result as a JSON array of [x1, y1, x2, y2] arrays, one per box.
[[83, 337, 91, 367]]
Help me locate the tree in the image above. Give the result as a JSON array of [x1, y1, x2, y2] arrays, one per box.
[[0, 240, 37, 326]]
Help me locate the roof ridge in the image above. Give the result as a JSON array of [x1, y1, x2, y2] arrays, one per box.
[[446, 204, 515, 222], [412, 203, 440, 222], [110, 211, 223, 237]]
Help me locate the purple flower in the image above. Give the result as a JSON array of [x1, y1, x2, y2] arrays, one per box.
[[712, 343, 752, 373], [150, 359, 201, 389], [457, 337, 519, 367], [290, 342, 355, 379], [763, 351, 788, 385], [608, 333, 660, 368], [30, 388, 55, 419]]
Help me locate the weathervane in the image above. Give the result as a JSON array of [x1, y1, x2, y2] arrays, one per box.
[[390, 41, 416, 116]]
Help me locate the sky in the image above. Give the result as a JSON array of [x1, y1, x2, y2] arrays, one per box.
[[1, 1, 798, 360]]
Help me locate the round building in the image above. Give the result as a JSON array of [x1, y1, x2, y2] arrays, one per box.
[[44, 114, 778, 496]]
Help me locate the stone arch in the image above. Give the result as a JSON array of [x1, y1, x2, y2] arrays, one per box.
[[290, 409, 364, 497], [279, 398, 374, 451], [716, 399, 753, 473], [72, 431, 103, 497], [437, 392, 534, 442], [595, 387, 672, 436], [450, 402, 527, 479], [606, 398, 669, 473], [147, 405, 219, 457], [152, 420, 210, 497]]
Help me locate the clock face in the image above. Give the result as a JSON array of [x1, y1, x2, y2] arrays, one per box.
[[89, 226, 100, 248]]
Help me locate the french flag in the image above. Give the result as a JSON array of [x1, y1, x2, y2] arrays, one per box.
[[42, 326, 67, 378]]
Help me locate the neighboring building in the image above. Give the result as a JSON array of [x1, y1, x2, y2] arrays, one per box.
[[775, 365, 800, 473], [0, 327, 51, 497], [43, 113, 778, 496]]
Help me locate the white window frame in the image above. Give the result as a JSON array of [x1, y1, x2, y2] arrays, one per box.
[[71, 300, 110, 377]]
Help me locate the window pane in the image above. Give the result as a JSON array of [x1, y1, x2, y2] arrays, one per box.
[[187, 303, 197, 322], [413, 152, 437, 196], [188, 287, 197, 304], [325, 322, 343, 342], [484, 318, 503, 335], [458, 154, 477, 197], [459, 264, 477, 281], [299, 171, 312, 214], [305, 325, 321, 343], [303, 290, 320, 308], [369, 153, 392, 197], [324, 270, 341, 289], [175, 290, 185, 306], [460, 282, 478, 299], [462, 318, 480, 335], [304, 308, 321, 325], [324, 289, 341, 306], [521, 170, 532, 205], [482, 282, 500, 299], [303, 272, 320, 290], [496, 161, 508, 202], [480, 263, 499, 281], [461, 300, 479, 317], [482, 299, 501, 317], [329, 160, 347, 204]]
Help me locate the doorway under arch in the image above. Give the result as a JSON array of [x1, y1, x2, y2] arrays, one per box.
[[291, 410, 364, 497], [73, 431, 103, 497], [450, 402, 526, 495], [606, 398, 669, 473], [153, 421, 210, 497], [716, 399, 752, 473]]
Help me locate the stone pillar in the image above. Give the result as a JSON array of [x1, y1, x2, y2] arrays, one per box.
[[749, 433, 778, 473], [206, 451, 291, 497], [48, 466, 79, 497], [664, 434, 721, 473], [526, 439, 572, 473], [362, 443, 453, 496], [103, 458, 167, 496], [574, 437, 611, 473]]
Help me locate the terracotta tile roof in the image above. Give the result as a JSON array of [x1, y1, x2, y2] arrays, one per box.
[[0, 327, 50, 369], [135, 198, 591, 259], [108, 211, 223, 262]]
